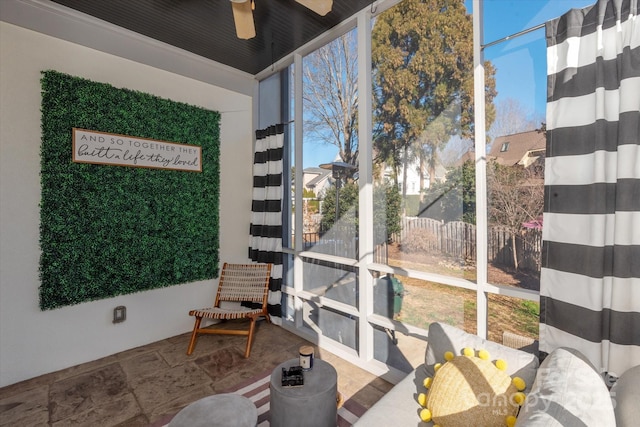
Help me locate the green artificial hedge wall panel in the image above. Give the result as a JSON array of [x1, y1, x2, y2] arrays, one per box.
[[39, 70, 220, 310]]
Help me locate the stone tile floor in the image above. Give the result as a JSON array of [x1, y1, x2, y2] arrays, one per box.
[[0, 321, 394, 426]]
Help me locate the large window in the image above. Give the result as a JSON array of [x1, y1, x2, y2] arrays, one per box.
[[282, 27, 363, 356], [370, 0, 480, 345], [263, 0, 594, 380], [301, 28, 359, 260], [481, 0, 592, 342]]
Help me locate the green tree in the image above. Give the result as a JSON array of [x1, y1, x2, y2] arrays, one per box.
[[374, 182, 403, 243], [320, 181, 401, 245], [320, 181, 359, 231], [420, 160, 476, 224], [372, 0, 497, 202], [303, 188, 319, 214]]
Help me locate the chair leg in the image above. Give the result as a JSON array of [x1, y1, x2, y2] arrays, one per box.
[[244, 318, 257, 358], [186, 317, 202, 355]]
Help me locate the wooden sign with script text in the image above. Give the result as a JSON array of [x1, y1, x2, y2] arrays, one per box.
[[72, 128, 202, 172]]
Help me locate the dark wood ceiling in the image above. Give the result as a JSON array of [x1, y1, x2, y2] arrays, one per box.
[[51, 0, 377, 76]]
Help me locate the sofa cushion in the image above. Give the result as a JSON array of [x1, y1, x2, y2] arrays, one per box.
[[515, 347, 616, 427], [425, 322, 539, 389], [354, 364, 430, 426], [610, 364, 640, 427]]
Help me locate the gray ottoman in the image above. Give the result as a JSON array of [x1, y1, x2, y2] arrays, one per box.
[[270, 358, 337, 427], [168, 393, 257, 427]]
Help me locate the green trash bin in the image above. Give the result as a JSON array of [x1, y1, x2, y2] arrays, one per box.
[[373, 275, 405, 345], [374, 276, 405, 319], [390, 277, 404, 317]]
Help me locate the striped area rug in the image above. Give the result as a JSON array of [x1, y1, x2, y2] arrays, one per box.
[[225, 369, 367, 426], [155, 369, 367, 426]]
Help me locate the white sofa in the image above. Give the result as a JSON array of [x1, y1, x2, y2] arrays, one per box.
[[355, 322, 635, 427]]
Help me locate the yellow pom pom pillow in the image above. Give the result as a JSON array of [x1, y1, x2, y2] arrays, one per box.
[[420, 352, 523, 426]]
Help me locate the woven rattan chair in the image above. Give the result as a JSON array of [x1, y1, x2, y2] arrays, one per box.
[[187, 262, 272, 358]]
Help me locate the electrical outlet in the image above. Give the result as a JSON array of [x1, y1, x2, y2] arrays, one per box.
[[113, 306, 126, 323]]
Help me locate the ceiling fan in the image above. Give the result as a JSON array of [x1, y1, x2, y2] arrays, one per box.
[[230, 0, 333, 39]]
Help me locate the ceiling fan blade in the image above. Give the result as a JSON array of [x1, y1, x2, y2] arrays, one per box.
[[295, 0, 333, 16], [231, 0, 256, 39]]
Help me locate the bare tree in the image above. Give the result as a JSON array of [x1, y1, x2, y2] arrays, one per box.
[[488, 97, 543, 144], [488, 162, 544, 270], [439, 135, 474, 168], [302, 30, 358, 167]]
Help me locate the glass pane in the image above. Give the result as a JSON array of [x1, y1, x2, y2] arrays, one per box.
[[302, 300, 357, 350], [375, 273, 475, 335], [482, 0, 592, 292], [302, 258, 357, 307], [302, 28, 358, 259], [280, 252, 295, 323], [282, 293, 296, 324], [488, 295, 539, 347], [483, 24, 544, 292], [482, 0, 594, 48], [371, 0, 477, 279], [372, 325, 426, 374]]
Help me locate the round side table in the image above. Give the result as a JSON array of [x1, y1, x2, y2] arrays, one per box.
[[168, 393, 257, 427], [269, 358, 338, 427]]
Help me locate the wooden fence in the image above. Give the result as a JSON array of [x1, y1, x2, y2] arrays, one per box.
[[301, 216, 542, 272], [391, 217, 542, 271]]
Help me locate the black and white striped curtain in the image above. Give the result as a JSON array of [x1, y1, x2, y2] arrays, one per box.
[[541, 0, 639, 377], [249, 124, 284, 323]]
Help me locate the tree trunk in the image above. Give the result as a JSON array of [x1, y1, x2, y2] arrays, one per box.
[[419, 152, 426, 203], [402, 144, 409, 214], [511, 233, 519, 271], [429, 162, 437, 186]]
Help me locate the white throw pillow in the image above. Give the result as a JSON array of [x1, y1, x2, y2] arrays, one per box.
[[515, 347, 616, 427], [610, 364, 640, 427]]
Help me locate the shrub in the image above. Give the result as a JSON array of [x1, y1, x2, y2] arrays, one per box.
[[401, 228, 439, 253]]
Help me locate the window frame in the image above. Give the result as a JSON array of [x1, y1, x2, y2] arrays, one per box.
[[257, 0, 541, 382]]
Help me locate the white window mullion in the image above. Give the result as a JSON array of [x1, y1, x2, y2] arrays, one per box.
[[473, 0, 489, 339], [357, 10, 374, 364], [293, 53, 305, 330]]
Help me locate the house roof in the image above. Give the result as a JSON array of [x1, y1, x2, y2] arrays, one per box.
[[488, 130, 546, 167], [47, 0, 377, 76], [453, 149, 475, 167], [303, 167, 331, 188]]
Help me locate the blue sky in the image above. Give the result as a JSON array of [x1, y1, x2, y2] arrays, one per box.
[[303, 0, 595, 168], [479, 0, 593, 117]]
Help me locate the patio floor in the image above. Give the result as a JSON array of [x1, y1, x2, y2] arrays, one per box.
[[0, 321, 397, 426]]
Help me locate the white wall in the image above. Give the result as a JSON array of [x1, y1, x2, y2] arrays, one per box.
[[258, 73, 282, 129], [0, 21, 256, 387]]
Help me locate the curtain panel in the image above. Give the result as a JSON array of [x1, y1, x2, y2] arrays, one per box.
[[542, 0, 640, 377], [249, 124, 284, 323]]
